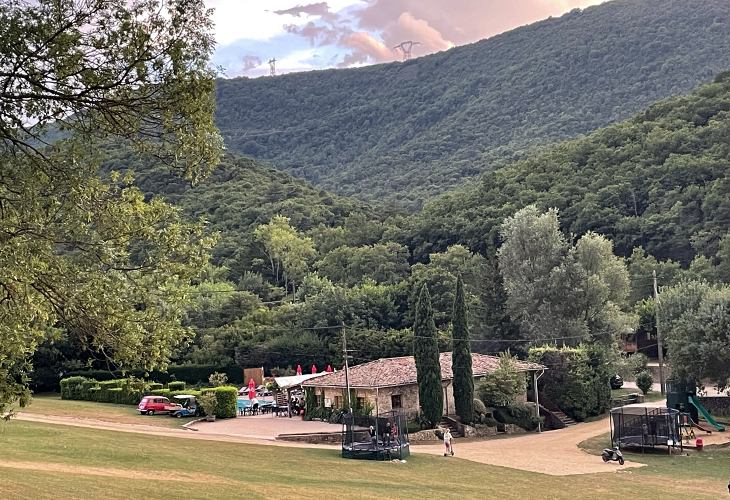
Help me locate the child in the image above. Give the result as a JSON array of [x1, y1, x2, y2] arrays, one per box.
[[443, 429, 453, 456]]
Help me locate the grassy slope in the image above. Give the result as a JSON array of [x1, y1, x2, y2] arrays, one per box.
[[0, 420, 726, 499], [18, 394, 189, 429]]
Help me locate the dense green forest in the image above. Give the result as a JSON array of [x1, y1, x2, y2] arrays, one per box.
[[398, 69, 730, 266], [36, 68, 730, 389], [215, 0, 730, 210]]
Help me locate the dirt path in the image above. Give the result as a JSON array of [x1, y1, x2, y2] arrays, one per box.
[[13, 412, 638, 476], [414, 417, 644, 475]]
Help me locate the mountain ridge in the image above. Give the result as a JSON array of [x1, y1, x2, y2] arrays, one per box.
[[215, 0, 730, 210]]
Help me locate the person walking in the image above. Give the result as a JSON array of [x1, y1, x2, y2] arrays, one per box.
[[443, 429, 453, 457]]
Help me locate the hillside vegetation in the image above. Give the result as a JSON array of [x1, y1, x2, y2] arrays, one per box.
[[216, 0, 730, 210], [398, 70, 730, 267]]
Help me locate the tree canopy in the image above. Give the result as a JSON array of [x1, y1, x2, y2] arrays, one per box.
[[0, 0, 221, 414]]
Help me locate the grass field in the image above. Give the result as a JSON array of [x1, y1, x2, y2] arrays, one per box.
[[611, 388, 665, 403], [0, 418, 728, 500], [17, 393, 190, 429]]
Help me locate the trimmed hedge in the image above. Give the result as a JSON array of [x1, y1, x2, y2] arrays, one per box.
[[201, 386, 237, 418], [64, 364, 243, 387], [148, 382, 164, 391], [59, 376, 202, 407], [168, 381, 186, 391]]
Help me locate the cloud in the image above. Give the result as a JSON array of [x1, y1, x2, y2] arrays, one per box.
[[241, 55, 263, 73], [273, 2, 338, 23]]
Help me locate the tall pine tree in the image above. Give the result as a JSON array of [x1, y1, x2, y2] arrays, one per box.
[[452, 277, 474, 423], [413, 284, 444, 428]]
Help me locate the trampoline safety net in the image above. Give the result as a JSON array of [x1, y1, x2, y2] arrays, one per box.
[[342, 411, 410, 460], [610, 406, 681, 451]]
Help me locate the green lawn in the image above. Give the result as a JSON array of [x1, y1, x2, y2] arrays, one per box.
[[16, 393, 189, 429], [611, 388, 665, 403], [0, 419, 727, 500]]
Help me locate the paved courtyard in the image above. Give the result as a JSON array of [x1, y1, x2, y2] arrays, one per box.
[[191, 413, 340, 440]]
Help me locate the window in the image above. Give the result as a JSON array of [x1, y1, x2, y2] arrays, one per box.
[[391, 394, 402, 408], [316, 394, 322, 406], [357, 397, 365, 409], [334, 396, 342, 408]]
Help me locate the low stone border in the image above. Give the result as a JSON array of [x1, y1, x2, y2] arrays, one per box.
[[183, 417, 205, 431]]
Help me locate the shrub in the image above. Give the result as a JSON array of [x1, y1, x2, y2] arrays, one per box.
[[203, 386, 237, 418], [168, 381, 186, 391], [483, 416, 499, 427], [198, 391, 218, 417], [473, 398, 487, 416], [148, 382, 164, 391], [208, 372, 228, 387], [60, 376, 87, 400], [106, 388, 123, 404], [635, 371, 654, 395], [406, 421, 422, 434], [477, 351, 527, 407], [528, 344, 611, 421]]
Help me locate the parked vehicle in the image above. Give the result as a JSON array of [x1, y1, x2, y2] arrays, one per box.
[[169, 395, 200, 418], [601, 446, 624, 465], [137, 396, 181, 416]]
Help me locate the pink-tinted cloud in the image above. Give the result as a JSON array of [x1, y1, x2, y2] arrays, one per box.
[[273, 0, 603, 65]]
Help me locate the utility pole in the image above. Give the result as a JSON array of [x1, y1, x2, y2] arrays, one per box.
[[268, 58, 276, 76], [342, 322, 352, 410], [653, 270, 665, 395]]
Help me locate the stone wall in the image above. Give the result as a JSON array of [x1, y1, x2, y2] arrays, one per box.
[[698, 397, 730, 417]]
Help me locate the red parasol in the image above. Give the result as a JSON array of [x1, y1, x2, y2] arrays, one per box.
[[311, 365, 317, 374], [248, 379, 256, 401], [326, 365, 332, 372], [296, 365, 302, 375]]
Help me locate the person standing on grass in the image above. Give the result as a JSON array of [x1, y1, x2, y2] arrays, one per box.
[[443, 429, 453, 456]]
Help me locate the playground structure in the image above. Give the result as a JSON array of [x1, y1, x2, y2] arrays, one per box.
[[666, 379, 725, 432], [609, 406, 681, 453], [341, 411, 410, 461]]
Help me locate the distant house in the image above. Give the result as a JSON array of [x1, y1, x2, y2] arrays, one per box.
[[302, 352, 546, 417]]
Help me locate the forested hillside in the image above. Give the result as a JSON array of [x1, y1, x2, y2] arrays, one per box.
[[216, 0, 730, 210], [99, 151, 377, 281], [397, 70, 730, 267]]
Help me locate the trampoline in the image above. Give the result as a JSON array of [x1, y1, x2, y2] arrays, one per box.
[[342, 411, 410, 460], [610, 406, 682, 453]]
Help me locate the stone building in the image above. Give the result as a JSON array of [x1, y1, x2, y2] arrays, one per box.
[[302, 352, 546, 418]]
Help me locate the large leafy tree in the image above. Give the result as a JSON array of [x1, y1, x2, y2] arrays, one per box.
[[413, 284, 443, 428], [451, 277, 474, 424], [0, 0, 222, 414]]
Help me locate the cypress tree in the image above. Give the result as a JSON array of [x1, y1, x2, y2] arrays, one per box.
[[452, 277, 474, 423], [413, 283, 444, 428]]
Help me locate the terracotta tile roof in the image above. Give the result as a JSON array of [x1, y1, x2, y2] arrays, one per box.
[[302, 352, 546, 389]]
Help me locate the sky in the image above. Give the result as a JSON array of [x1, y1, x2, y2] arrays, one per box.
[[207, 0, 607, 78]]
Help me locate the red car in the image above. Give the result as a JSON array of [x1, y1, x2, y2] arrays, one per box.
[[137, 396, 180, 415]]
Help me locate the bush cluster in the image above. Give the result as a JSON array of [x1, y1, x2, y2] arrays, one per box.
[[58, 377, 234, 414], [529, 344, 611, 422], [64, 364, 243, 386]]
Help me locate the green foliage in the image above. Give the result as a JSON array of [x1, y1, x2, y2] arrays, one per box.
[[0, 0, 222, 415], [215, 0, 730, 209], [60, 377, 88, 400], [304, 387, 319, 420], [168, 382, 186, 391], [477, 351, 527, 407], [473, 399, 487, 416], [413, 285, 443, 428], [529, 345, 611, 421], [498, 206, 634, 345], [452, 278, 474, 424], [660, 281, 730, 389], [208, 372, 228, 388], [635, 371, 654, 395], [198, 391, 218, 417], [207, 386, 238, 419], [148, 383, 164, 391], [492, 404, 541, 431]]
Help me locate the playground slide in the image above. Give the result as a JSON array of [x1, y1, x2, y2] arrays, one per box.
[[688, 395, 725, 432], [691, 418, 714, 434]]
